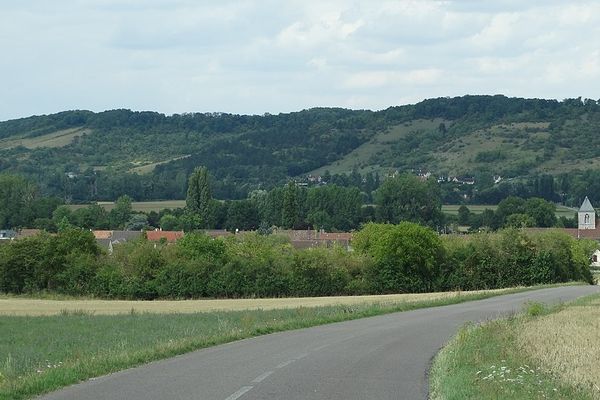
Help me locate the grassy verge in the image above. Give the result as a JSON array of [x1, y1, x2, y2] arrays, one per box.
[[429, 292, 600, 400], [0, 284, 582, 400]]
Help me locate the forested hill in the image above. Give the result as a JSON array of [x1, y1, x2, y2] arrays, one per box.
[[1, 95, 600, 201]]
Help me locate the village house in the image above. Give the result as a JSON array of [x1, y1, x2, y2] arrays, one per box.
[[0, 230, 17, 242]]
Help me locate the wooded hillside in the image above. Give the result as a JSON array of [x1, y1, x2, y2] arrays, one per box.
[[1, 95, 599, 201]]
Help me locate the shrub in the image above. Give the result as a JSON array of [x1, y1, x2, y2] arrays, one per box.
[[355, 222, 443, 293]]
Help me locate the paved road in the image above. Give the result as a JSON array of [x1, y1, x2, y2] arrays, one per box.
[[40, 285, 599, 400]]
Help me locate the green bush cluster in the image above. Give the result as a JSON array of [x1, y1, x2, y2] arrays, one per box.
[[0, 224, 593, 299], [0, 230, 372, 299], [438, 228, 594, 290]]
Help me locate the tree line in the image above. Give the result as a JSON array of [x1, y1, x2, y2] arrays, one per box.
[[0, 223, 593, 298], [0, 169, 580, 233]]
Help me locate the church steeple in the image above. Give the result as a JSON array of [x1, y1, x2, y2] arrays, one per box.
[[578, 196, 596, 230]]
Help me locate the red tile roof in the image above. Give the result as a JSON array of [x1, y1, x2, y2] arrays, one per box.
[[146, 230, 184, 242], [93, 230, 113, 239]]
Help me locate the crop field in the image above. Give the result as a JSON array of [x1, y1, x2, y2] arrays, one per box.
[[517, 295, 600, 394], [68, 200, 187, 212], [0, 288, 518, 316], [441, 204, 577, 218], [430, 292, 600, 400], [69, 202, 577, 218]]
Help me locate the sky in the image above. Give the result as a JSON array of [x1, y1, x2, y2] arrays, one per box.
[[1, 0, 600, 121]]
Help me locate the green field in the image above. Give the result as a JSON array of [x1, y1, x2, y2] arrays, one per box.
[[0, 127, 89, 150], [441, 204, 577, 219], [68, 200, 186, 213], [67, 201, 578, 218]]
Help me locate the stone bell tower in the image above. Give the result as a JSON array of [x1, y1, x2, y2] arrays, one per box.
[[578, 196, 596, 230]]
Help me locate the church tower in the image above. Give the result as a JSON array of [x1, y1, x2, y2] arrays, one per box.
[[578, 196, 596, 230]]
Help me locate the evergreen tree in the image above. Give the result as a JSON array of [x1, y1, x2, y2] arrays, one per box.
[[186, 166, 212, 226]]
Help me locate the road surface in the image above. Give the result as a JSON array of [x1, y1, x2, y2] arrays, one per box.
[[39, 285, 599, 400]]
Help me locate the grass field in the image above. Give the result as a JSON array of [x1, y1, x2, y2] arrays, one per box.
[[441, 204, 577, 219], [429, 292, 600, 400], [0, 288, 520, 316], [0, 285, 563, 400], [129, 155, 191, 174], [309, 119, 445, 176], [0, 127, 89, 150], [68, 201, 578, 217], [68, 200, 186, 213]]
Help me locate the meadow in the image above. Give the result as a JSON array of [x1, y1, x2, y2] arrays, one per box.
[[0, 128, 88, 150], [0, 285, 560, 400], [68, 201, 577, 217], [68, 200, 186, 213], [429, 292, 600, 400], [441, 204, 577, 218]]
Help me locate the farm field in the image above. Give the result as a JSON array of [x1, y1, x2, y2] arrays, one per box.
[[0, 288, 519, 316], [0, 285, 561, 399], [68, 201, 578, 217], [68, 200, 187, 213], [441, 204, 577, 218], [430, 292, 600, 400]]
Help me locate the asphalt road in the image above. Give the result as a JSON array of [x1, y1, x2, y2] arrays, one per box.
[[39, 285, 599, 400]]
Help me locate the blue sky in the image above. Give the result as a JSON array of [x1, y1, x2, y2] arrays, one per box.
[[1, 0, 599, 121]]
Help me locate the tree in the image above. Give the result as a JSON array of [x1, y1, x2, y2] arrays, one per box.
[[457, 205, 471, 225], [109, 195, 133, 229], [225, 200, 260, 231], [186, 167, 212, 227], [505, 213, 535, 228], [524, 197, 557, 227], [125, 214, 149, 230], [374, 174, 443, 227], [282, 182, 300, 228], [0, 174, 36, 229], [159, 214, 181, 231]]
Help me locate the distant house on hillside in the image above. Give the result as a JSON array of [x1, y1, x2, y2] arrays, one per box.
[[0, 230, 17, 242]]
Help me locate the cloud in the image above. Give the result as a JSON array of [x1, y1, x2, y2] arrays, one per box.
[[1, 0, 600, 121]]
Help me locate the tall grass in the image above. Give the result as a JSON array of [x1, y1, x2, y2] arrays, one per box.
[[430, 293, 600, 400]]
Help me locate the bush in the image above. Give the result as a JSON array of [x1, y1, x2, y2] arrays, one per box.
[[355, 222, 443, 293]]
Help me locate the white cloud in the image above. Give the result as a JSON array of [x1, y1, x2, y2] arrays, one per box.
[[0, 0, 600, 120]]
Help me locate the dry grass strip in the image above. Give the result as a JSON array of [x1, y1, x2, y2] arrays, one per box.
[[0, 288, 515, 316]]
